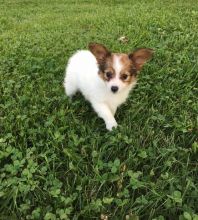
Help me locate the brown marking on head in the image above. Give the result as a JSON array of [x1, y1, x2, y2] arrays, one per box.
[[99, 66, 116, 81], [88, 43, 111, 72], [128, 48, 153, 71], [118, 54, 137, 84], [88, 43, 116, 81], [88, 43, 153, 86]]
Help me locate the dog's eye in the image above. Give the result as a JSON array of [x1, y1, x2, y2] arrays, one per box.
[[121, 74, 128, 80], [105, 71, 113, 79]]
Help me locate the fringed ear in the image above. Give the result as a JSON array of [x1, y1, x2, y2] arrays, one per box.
[[88, 43, 111, 63], [128, 48, 153, 71]]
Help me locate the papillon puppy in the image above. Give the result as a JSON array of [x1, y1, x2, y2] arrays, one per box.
[[64, 43, 153, 130]]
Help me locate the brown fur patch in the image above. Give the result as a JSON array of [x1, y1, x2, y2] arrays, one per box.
[[129, 48, 153, 71], [118, 54, 137, 84], [98, 53, 137, 83], [88, 43, 116, 81], [88, 43, 153, 84], [98, 56, 116, 81], [88, 43, 111, 74]]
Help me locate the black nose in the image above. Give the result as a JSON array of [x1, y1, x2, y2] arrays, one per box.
[[111, 86, 118, 93]]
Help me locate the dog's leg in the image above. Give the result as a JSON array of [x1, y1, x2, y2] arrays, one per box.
[[92, 102, 118, 131], [64, 73, 78, 98], [110, 105, 117, 116]]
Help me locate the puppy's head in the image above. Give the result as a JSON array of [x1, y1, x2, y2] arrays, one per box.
[[89, 43, 153, 94]]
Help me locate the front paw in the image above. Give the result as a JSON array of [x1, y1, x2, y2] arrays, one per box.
[[106, 120, 118, 131]]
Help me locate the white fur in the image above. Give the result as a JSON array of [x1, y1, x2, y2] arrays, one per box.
[[64, 50, 136, 130]]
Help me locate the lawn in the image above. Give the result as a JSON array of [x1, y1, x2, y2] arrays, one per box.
[[0, 0, 198, 219]]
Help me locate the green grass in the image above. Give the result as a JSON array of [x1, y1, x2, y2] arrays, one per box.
[[0, 0, 198, 219]]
